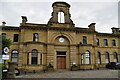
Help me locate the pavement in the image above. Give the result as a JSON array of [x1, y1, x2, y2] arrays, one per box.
[[15, 69, 119, 78]]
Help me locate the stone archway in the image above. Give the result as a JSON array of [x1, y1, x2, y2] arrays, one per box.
[[47, 33, 75, 69], [50, 33, 74, 44], [54, 36, 70, 45]]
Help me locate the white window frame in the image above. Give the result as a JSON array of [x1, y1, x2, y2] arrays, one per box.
[[11, 50, 18, 62], [105, 52, 110, 63], [58, 12, 65, 23], [113, 52, 118, 62], [85, 51, 90, 64]]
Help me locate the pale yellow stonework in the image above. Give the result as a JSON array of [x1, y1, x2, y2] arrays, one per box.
[[1, 2, 120, 70]]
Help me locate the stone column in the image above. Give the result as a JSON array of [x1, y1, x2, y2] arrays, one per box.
[[52, 8, 58, 23], [70, 46, 77, 65], [38, 53, 40, 65], [46, 45, 54, 66], [29, 53, 31, 64], [18, 44, 24, 69], [64, 8, 71, 23]]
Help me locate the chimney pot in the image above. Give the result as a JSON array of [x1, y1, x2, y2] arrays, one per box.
[[2, 21, 6, 26], [88, 23, 96, 31]]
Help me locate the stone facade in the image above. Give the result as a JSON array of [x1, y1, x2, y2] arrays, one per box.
[[1, 2, 120, 70]]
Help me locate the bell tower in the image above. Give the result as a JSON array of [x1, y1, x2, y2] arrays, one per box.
[[48, 2, 74, 27]]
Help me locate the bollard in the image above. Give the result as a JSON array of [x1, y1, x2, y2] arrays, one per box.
[[43, 69, 46, 73], [33, 70, 36, 73], [25, 70, 27, 75]]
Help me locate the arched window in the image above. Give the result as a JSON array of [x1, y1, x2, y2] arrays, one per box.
[[112, 40, 116, 46], [97, 52, 101, 64], [13, 34, 19, 42], [96, 38, 99, 46], [31, 49, 38, 64], [58, 12, 65, 23], [104, 39, 108, 46], [85, 51, 90, 64], [83, 36, 87, 44], [2, 33, 6, 37], [105, 52, 110, 63], [33, 33, 39, 41], [113, 52, 118, 62], [11, 50, 19, 62]]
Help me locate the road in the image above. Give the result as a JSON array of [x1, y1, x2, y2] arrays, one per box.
[[16, 69, 119, 78]]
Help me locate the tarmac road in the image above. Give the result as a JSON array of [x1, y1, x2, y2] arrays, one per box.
[[16, 69, 119, 78]]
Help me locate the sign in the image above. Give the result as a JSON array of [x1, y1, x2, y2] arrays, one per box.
[[4, 47, 9, 54], [73, 62, 76, 65], [2, 55, 10, 60]]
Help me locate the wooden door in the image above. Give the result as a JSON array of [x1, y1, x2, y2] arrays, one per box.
[[57, 56, 66, 69]]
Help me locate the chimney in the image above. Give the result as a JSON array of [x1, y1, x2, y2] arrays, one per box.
[[111, 27, 120, 34], [2, 21, 6, 26], [21, 16, 27, 24], [88, 23, 96, 31]]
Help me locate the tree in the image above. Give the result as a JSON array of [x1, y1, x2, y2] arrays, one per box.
[[2, 36, 11, 54], [1, 36, 11, 78]]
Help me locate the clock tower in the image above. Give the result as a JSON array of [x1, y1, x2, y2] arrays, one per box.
[[48, 1, 75, 27]]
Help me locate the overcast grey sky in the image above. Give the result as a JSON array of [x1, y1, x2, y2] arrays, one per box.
[[0, 0, 119, 33]]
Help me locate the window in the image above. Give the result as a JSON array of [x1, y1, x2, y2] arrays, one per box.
[[2, 33, 6, 37], [31, 49, 38, 64], [112, 40, 116, 46], [96, 39, 99, 46], [13, 34, 19, 42], [105, 52, 110, 63], [33, 33, 39, 41], [40, 54, 42, 65], [97, 52, 101, 64], [83, 36, 87, 44], [27, 53, 29, 65], [11, 50, 19, 62], [58, 12, 65, 23], [57, 52, 66, 55], [85, 51, 90, 64], [81, 54, 84, 64], [104, 39, 108, 46], [113, 52, 118, 62]]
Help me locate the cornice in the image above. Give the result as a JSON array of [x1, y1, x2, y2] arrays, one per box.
[[96, 33, 120, 37], [2, 26, 19, 31], [21, 41, 46, 45], [20, 25, 96, 34], [2, 25, 120, 37]]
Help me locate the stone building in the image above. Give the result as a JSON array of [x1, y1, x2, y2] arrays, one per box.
[[1, 2, 120, 70]]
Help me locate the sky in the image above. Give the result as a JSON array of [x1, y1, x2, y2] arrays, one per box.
[[0, 0, 119, 33]]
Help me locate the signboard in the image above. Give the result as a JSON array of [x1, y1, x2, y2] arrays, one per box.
[[73, 62, 76, 65], [2, 55, 10, 60], [4, 47, 9, 54]]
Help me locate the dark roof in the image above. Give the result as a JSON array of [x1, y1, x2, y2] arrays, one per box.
[[52, 1, 70, 7], [2, 26, 19, 30], [2, 26, 19, 28]]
